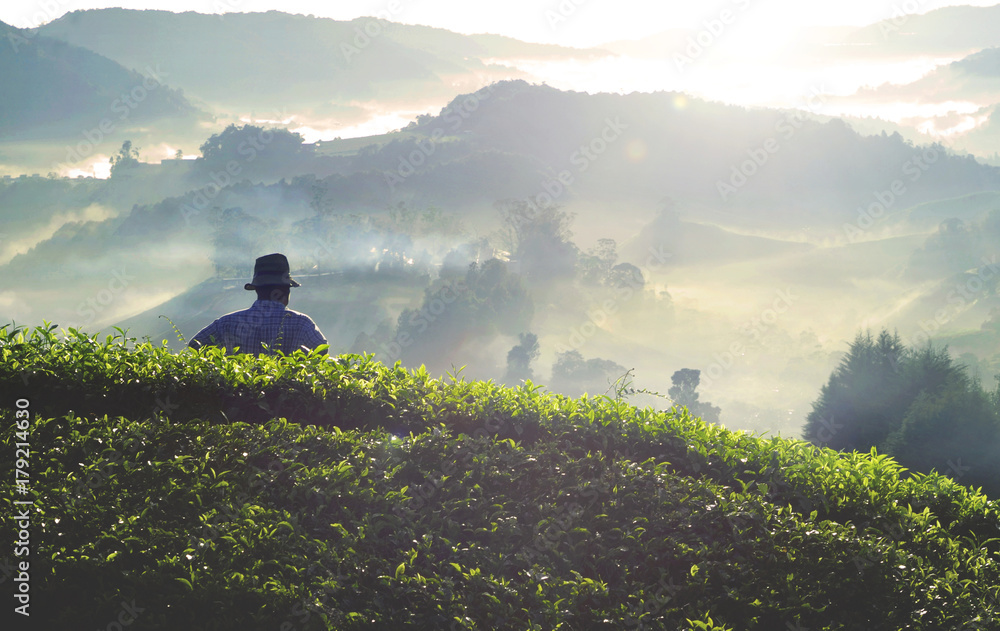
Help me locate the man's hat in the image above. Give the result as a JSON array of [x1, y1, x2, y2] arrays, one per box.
[[244, 253, 301, 290]]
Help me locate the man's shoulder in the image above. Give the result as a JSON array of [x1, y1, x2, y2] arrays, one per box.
[[284, 308, 320, 325], [212, 306, 257, 321]]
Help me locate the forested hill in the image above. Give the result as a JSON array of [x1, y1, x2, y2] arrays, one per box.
[[35, 9, 598, 112], [839, 4, 1000, 54], [356, 81, 1000, 226], [0, 20, 202, 138]]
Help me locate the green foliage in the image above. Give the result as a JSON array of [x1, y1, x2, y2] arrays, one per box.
[[804, 328, 1000, 494], [4, 323, 1000, 629]]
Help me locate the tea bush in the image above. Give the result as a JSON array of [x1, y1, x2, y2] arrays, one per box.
[[2, 325, 1000, 629]]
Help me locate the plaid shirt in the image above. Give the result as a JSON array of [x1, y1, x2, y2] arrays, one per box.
[[189, 299, 327, 355]]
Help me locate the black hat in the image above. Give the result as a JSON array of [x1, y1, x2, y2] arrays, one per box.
[[244, 253, 301, 290]]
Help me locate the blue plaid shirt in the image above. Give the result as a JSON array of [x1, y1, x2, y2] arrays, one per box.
[[189, 299, 327, 355]]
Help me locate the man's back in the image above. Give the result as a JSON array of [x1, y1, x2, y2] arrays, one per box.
[[189, 299, 327, 355]]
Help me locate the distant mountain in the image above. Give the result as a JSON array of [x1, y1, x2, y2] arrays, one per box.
[[98, 80, 1000, 232], [621, 211, 813, 267], [835, 46, 1000, 159], [0, 20, 203, 138], [853, 47, 1000, 103], [35, 9, 602, 115], [399, 81, 1000, 227], [887, 191, 1000, 231], [836, 5, 1000, 55]]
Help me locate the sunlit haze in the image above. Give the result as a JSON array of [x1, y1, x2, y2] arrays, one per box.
[[3, 0, 1000, 439]]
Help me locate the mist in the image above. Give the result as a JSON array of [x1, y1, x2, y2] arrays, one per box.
[[3, 5, 1000, 448]]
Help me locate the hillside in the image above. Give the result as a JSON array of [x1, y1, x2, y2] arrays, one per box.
[[836, 5, 1000, 55], [3, 324, 1000, 629], [0, 20, 203, 138], [34, 9, 598, 115], [401, 82, 1000, 226], [852, 47, 1000, 104]]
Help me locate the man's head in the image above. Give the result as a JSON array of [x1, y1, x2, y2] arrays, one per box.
[[244, 253, 300, 304], [255, 284, 290, 305]]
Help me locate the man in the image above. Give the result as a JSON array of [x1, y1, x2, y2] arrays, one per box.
[[189, 253, 327, 355]]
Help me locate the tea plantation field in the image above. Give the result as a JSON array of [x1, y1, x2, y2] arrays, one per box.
[[2, 325, 1000, 630]]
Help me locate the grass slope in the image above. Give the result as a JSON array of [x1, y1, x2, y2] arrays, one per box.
[[2, 325, 1000, 630]]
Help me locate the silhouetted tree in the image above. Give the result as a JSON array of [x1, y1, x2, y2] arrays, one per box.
[[804, 329, 908, 450], [669, 368, 720, 423], [496, 199, 577, 283], [669, 369, 701, 408], [505, 332, 539, 384], [550, 350, 625, 397], [392, 259, 533, 368], [109, 140, 141, 177], [606, 263, 644, 290], [198, 124, 309, 171], [580, 238, 617, 285]]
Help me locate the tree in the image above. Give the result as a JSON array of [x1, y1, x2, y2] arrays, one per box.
[[109, 140, 141, 177], [496, 199, 578, 283], [504, 332, 539, 384], [198, 124, 308, 169], [804, 327, 1000, 493], [390, 259, 533, 369], [550, 350, 625, 398], [669, 369, 701, 408], [579, 238, 617, 285], [669, 368, 720, 423], [803, 329, 908, 450], [606, 263, 644, 290]]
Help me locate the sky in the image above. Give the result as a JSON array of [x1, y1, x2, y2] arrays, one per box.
[[3, 0, 1000, 48]]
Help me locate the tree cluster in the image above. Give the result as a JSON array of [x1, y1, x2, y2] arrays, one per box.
[[804, 329, 1000, 494]]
